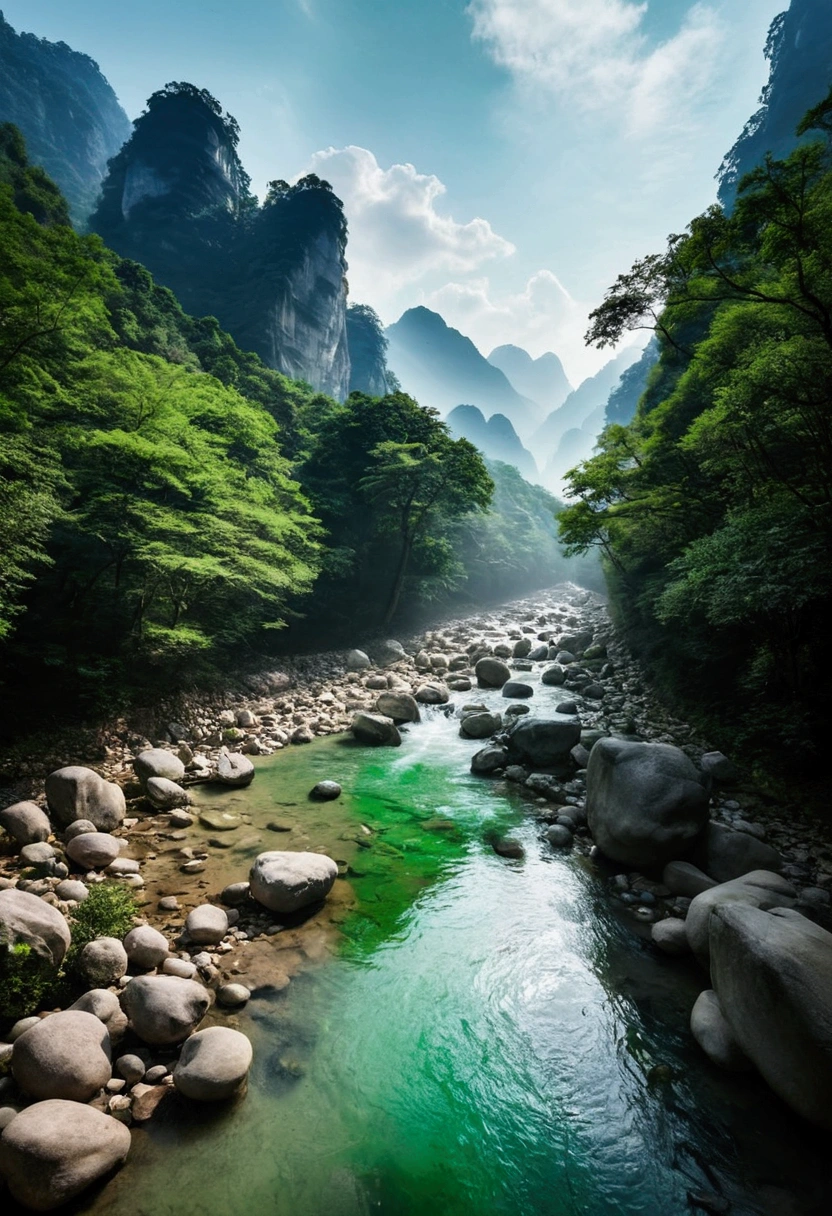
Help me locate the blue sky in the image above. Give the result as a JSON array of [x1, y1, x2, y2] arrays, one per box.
[[4, 0, 786, 381]]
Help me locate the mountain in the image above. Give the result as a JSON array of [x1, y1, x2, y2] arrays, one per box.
[[718, 0, 832, 209], [604, 338, 660, 427], [385, 307, 543, 438], [0, 11, 131, 225], [91, 83, 350, 399], [446, 405, 538, 483], [346, 304, 393, 396], [487, 345, 572, 412], [531, 348, 641, 454]]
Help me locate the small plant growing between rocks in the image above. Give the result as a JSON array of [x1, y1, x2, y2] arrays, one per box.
[[0, 942, 61, 1021], [66, 883, 138, 969]]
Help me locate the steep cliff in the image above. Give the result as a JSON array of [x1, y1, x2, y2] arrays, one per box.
[[347, 304, 392, 396], [0, 11, 130, 225], [446, 405, 538, 483], [718, 0, 832, 209], [488, 345, 572, 413], [91, 85, 350, 399]]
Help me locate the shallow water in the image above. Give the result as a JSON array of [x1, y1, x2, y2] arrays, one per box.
[[82, 677, 828, 1216]]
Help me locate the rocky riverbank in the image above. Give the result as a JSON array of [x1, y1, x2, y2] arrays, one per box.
[[2, 582, 832, 1209]]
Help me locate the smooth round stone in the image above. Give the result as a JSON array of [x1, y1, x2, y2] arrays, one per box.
[[55, 878, 89, 903], [146, 777, 191, 809], [185, 904, 229, 945], [169, 809, 194, 828], [502, 681, 534, 699], [115, 1054, 146, 1084], [144, 1065, 168, 1084], [199, 808, 243, 832], [66, 832, 121, 871], [80, 937, 129, 987], [64, 819, 97, 841], [0, 1105, 19, 1130], [107, 857, 140, 876], [217, 983, 251, 1008], [173, 1026, 253, 1101], [555, 700, 579, 715], [0, 801, 51, 846], [123, 925, 170, 970], [162, 957, 197, 979], [309, 781, 342, 801], [20, 842, 56, 868], [651, 917, 691, 956], [8, 1017, 40, 1042], [120, 976, 211, 1045], [12, 1010, 112, 1102], [134, 749, 186, 786], [221, 881, 251, 907], [546, 824, 574, 848]]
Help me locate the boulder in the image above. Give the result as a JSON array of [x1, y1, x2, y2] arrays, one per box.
[[541, 665, 566, 686], [79, 937, 128, 987], [221, 881, 251, 906], [173, 1026, 253, 1101], [120, 975, 211, 1044], [374, 691, 421, 723], [690, 989, 752, 1072], [690, 821, 782, 884], [507, 717, 581, 768], [145, 777, 191, 809], [685, 870, 797, 968], [0, 801, 51, 847], [475, 657, 511, 688], [586, 739, 709, 867], [459, 711, 501, 740], [502, 681, 533, 699], [546, 825, 573, 848], [651, 918, 691, 956], [310, 780, 342, 801], [12, 1010, 112, 1102], [63, 819, 97, 841], [69, 989, 128, 1043], [709, 903, 832, 1128], [44, 766, 125, 831], [250, 850, 338, 913], [133, 749, 186, 787], [123, 924, 170, 970], [55, 879, 89, 903], [351, 712, 401, 747], [374, 638, 407, 666], [0, 888, 70, 966], [66, 832, 121, 871], [700, 751, 739, 783], [346, 648, 370, 671], [662, 861, 717, 899], [470, 746, 508, 775], [20, 842, 56, 872], [185, 904, 229, 945], [216, 751, 255, 787], [414, 682, 450, 705], [512, 638, 532, 658], [0, 1099, 130, 1210]]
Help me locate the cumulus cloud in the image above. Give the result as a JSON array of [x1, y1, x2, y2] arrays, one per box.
[[303, 145, 515, 301], [467, 0, 725, 136]]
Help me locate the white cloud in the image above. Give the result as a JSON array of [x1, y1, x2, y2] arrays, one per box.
[[468, 0, 725, 136], [302, 146, 515, 300]]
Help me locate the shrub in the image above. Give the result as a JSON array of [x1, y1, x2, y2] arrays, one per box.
[[0, 942, 61, 1021], [66, 883, 138, 970]]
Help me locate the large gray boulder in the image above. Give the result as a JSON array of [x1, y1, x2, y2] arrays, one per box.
[[375, 691, 421, 723], [690, 821, 782, 883], [0, 888, 70, 966], [460, 711, 501, 740], [79, 937, 128, 988], [216, 751, 255, 787], [185, 904, 229, 945], [69, 989, 129, 1043], [470, 745, 508, 774], [0, 1099, 131, 1211], [662, 860, 717, 899], [133, 748, 186, 787], [710, 904, 832, 1130], [690, 989, 752, 1071], [351, 712, 401, 747], [120, 975, 211, 1044], [475, 657, 511, 688], [12, 1010, 112, 1102], [123, 924, 170, 970], [173, 1026, 253, 1101], [586, 739, 709, 867], [0, 801, 51, 846], [685, 870, 796, 968], [346, 648, 370, 671], [374, 638, 406, 666], [44, 766, 125, 831], [145, 776, 191, 808], [507, 717, 581, 768], [250, 850, 338, 913], [541, 665, 567, 686], [66, 832, 121, 871], [414, 682, 450, 705]]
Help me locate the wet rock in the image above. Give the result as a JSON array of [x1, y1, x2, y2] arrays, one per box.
[[45, 766, 126, 831], [199, 808, 242, 832], [0, 1099, 131, 1211], [583, 683, 605, 700], [470, 746, 508, 775], [375, 691, 421, 723], [123, 924, 170, 970], [512, 638, 532, 658], [690, 989, 752, 1072], [502, 681, 533, 699], [555, 700, 578, 715], [0, 801, 51, 847], [120, 975, 211, 1045], [586, 739, 709, 868], [217, 982, 251, 1008], [691, 822, 782, 884], [0, 888, 71, 966], [685, 870, 797, 968], [414, 682, 450, 705], [546, 824, 573, 848], [310, 780, 342, 801], [651, 918, 691, 956], [217, 751, 255, 787], [173, 1026, 253, 1101], [79, 937, 128, 987], [554, 650, 576, 665], [351, 712, 401, 746], [541, 665, 567, 686], [66, 832, 121, 871], [475, 657, 511, 688], [133, 749, 186, 787], [508, 717, 582, 767], [346, 649, 371, 671], [459, 711, 501, 739], [250, 850, 338, 913], [146, 777, 191, 809], [662, 861, 717, 899], [710, 904, 832, 1128], [185, 904, 229, 945], [492, 837, 525, 859], [12, 1010, 112, 1102]]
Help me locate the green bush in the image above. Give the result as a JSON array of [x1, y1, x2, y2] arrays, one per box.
[[66, 883, 138, 971], [0, 942, 61, 1021]]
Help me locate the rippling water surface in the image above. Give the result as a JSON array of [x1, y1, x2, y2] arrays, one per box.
[[84, 685, 828, 1216]]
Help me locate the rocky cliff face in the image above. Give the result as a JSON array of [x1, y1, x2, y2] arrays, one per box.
[[0, 11, 131, 225], [718, 0, 832, 209], [346, 304, 392, 396], [92, 85, 350, 400]]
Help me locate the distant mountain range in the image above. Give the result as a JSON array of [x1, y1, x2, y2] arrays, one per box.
[[487, 345, 572, 412], [446, 406, 538, 483]]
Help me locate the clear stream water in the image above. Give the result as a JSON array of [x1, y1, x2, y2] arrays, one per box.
[[80, 679, 828, 1216]]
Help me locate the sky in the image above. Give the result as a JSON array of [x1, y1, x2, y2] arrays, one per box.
[[3, 0, 787, 383]]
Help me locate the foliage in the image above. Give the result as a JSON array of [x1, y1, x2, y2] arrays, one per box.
[[0, 943, 62, 1021], [559, 93, 832, 768], [65, 883, 138, 968]]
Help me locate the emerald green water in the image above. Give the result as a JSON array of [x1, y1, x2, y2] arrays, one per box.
[[84, 708, 828, 1216]]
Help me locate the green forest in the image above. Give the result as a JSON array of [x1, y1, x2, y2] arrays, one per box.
[[0, 121, 578, 727], [558, 91, 832, 773]]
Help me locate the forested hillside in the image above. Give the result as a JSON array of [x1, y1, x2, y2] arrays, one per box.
[[559, 91, 832, 774]]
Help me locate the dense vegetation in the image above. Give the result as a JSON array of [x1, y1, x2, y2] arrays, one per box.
[[559, 93, 832, 773], [0, 127, 580, 730]]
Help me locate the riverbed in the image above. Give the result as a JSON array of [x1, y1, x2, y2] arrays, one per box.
[[80, 685, 829, 1216]]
